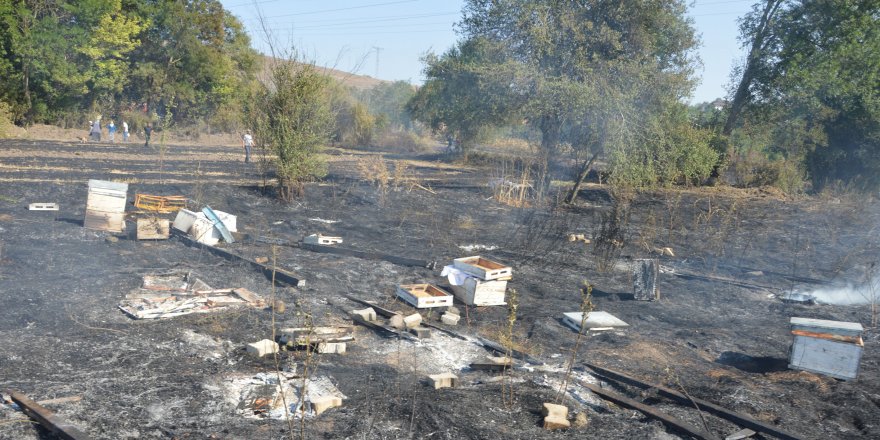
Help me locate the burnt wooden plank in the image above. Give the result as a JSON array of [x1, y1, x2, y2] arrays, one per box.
[[578, 382, 720, 440], [351, 315, 417, 341], [585, 363, 806, 440], [300, 242, 435, 269], [476, 336, 543, 365], [7, 390, 92, 440], [344, 295, 399, 318], [172, 231, 303, 287]]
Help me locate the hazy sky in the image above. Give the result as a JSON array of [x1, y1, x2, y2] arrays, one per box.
[[220, 0, 756, 104]]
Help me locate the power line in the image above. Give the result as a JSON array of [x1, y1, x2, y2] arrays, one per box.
[[255, 20, 455, 33], [248, 11, 460, 28], [248, 0, 422, 20], [225, 0, 283, 8]]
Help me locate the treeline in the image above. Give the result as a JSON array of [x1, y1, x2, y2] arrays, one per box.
[[406, 0, 880, 193], [0, 0, 258, 130], [0, 0, 421, 145]]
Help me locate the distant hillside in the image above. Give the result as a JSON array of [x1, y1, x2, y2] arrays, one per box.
[[258, 55, 388, 91]]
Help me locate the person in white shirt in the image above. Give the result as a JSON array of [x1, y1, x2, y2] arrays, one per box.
[[242, 131, 254, 163]]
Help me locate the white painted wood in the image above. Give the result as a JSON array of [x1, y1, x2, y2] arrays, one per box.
[[172, 209, 199, 232], [304, 234, 343, 245], [28, 203, 58, 211], [562, 311, 629, 331], [790, 317, 864, 336], [789, 335, 863, 380], [450, 278, 507, 306], [453, 256, 512, 280], [396, 284, 453, 308], [86, 192, 126, 213], [88, 179, 128, 193], [84, 211, 125, 232]]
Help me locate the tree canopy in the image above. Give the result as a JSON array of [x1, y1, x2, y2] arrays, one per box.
[[0, 0, 258, 126], [727, 0, 880, 191], [410, 0, 711, 189]]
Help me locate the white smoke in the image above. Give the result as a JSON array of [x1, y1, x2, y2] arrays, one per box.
[[806, 278, 880, 306]]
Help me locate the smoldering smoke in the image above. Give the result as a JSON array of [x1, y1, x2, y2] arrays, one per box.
[[806, 279, 880, 306]]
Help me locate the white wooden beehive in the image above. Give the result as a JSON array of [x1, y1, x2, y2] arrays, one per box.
[[396, 284, 454, 309], [453, 256, 512, 280]]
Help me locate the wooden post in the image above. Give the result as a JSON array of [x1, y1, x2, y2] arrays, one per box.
[[633, 258, 659, 301]]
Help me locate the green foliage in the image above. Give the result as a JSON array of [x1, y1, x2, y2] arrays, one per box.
[[0, 100, 12, 137], [408, 37, 524, 153], [356, 80, 416, 131], [0, 0, 258, 128], [732, 0, 880, 191], [245, 59, 332, 201]]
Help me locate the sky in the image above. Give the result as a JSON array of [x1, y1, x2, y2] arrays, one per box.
[[219, 0, 757, 104]]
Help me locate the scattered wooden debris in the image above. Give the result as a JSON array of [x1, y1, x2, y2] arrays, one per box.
[[28, 202, 59, 211], [136, 217, 170, 240], [134, 194, 186, 213], [279, 326, 354, 348], [299, 241, 436, 269], [428, 373, 457, 389], [6, 390, 92, 440], [567, 233, 591, 244], [247, 339, 279, 358], [303, 233, 343, 245], [119, 273, 266, 319], [173, 231, 304, 287], [541, 402, 570, 430]]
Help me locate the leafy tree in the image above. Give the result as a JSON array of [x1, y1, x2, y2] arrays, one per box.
[[408, 37, 525, 154], [730, 0, 880, 190], [245, 59, 333, 201], [357, 80, 416, 131]]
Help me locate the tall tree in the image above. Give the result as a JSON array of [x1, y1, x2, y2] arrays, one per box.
[[730, 0, 880, 190]]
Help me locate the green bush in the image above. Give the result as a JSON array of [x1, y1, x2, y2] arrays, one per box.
[[0, 101, 12, 138]]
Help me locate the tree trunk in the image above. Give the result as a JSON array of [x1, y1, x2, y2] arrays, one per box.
[[723, 0, 783, 137], [566, 150, 601, 204], [711, 0, 784, 181]]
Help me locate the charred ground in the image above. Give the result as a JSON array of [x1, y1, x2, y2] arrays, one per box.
[[0, 139, 878, 439]]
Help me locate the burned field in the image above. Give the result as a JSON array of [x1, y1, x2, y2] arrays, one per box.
[[1, 138, 879, 440]]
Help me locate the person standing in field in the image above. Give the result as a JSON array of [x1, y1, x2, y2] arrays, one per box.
[[242, 130, 254, 163], [107, 120, 116, 143], [122, 120, 129, 142], [89, 119, 101, 142], [144, 123, 152, 147]]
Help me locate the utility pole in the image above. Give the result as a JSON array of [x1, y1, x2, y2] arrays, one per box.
[[373, 46, 383, 78]]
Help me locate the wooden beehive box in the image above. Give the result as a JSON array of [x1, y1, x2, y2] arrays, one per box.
[[84, 211, 126, 232], [788, 317, 864, 380], [137, 218, 170, 240], [84, 179, 128, 232], [450, 277, 507, 306], [453, 256, 512, 280], [396, 284, 454, 309]]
